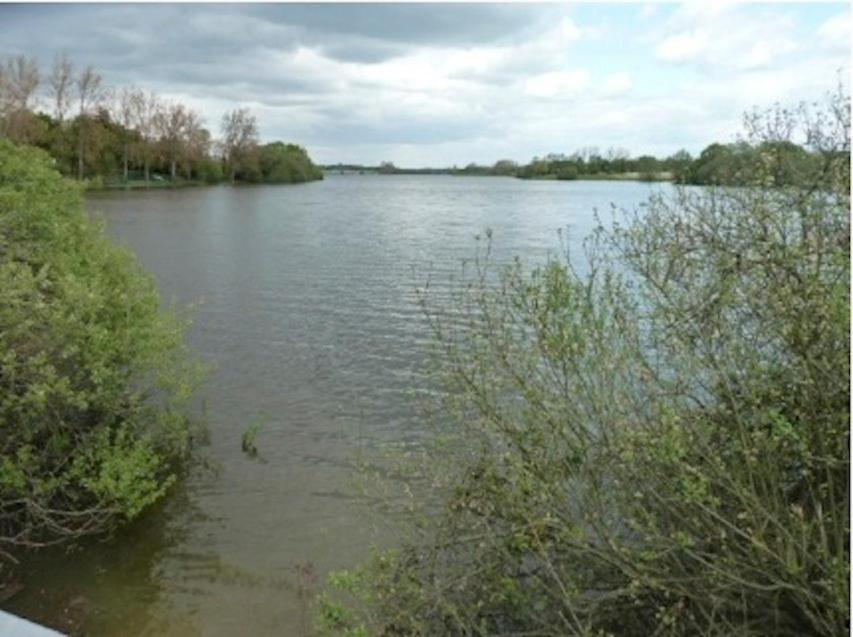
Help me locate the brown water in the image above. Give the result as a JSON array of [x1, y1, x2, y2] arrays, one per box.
[[5, 175, 668, 635]]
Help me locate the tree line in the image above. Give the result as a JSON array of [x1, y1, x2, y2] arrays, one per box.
[[0, 54, 322, 187], [325, 138, 829, 187], [514, 137, 835, 185]]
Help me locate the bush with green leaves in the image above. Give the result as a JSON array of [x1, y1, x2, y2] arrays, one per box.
[[0, 141, 202, 561], [255, 142, 324, 184], [320, 90, 850, 636]]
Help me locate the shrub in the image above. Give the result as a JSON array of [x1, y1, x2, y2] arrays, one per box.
[[197, 158, 224, 185], [0, 141, 203, 561], [320, 90, 850, 635], [257, 142, 324, 184]]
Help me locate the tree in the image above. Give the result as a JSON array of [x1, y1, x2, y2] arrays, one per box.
[[74, 65, 106, 179], [0, 56, 40, 144], [492, 159, 518, 176], [256, 141, 323, 183], [666, 149, 693, 183], [0, 141, 202, 560], [155, 100, 190, 180], [130, 90, 160, 183], [220, 107, 259, 183], [4, 55, 39, 112], [49, 53, 73, 124], [320, 89, 850, 637], [180, 110, 210, 180], [112, 85, 143, 182]]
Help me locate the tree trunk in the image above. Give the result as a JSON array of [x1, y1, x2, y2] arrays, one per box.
[[144, 157, 150, 185], [171, 158, 177, 181], [123, 141, 129, 182], [77, 136, 84, 180]]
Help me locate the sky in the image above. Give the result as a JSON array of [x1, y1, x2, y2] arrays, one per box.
[[0, 2, 849, 167]]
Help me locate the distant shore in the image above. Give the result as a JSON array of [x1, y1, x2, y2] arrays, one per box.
[[321, 169, 675, 183]]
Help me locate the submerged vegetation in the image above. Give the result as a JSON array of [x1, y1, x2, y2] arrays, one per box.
[[0, 54, 322, 188], [0, 141, 203, 563], [319, 91, 850, 635]]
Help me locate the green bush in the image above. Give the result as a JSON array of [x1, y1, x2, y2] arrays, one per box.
[[321, 91, 850, 635], [197, 158, 225, 185], [0, 141, 203, 560], [257, 142, 324, 184]]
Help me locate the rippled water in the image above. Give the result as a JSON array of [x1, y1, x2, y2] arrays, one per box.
[[7, 175, 670, 635]]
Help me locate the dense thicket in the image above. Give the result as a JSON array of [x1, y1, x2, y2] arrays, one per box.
[[0, 141, 203, 561], [0, 54, 321, 187], [319, 90, 850, 636]]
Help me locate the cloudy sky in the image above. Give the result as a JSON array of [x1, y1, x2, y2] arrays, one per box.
[[0, 2, 849, 166]]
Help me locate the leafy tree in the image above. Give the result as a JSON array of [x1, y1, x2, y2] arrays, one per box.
[[666, 149, 693, 183], [492, 159, 518, 176], [0, 141, 203, 560]]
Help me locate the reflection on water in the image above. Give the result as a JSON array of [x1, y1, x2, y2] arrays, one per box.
[[5, 175, 668, 635]]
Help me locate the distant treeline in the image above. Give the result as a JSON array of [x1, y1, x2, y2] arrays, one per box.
[[0, 54, 322, 187], [327, 139, 836, 187], [516, 141, 836, 186]]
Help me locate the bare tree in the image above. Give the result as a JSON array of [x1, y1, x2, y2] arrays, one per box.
[[5, 55, 39, 111], [75, 65, 106, 179], [130, 90, 160, 183], [113, 85, 143, 181], [0, 56, 40, 142], [181, 109, 209, 180], [221, 107, 259, 183], [49, 54, 73, 124], [0, 61, 8, 124]]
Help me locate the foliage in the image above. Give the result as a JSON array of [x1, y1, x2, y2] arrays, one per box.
[[241, 415, 267, 457], [321, 89, 850, 635], [254, 142, 324, 184], [0, 54, 321, 187], [0, 141, 204, 560], [515, 130, 828, 186], [516, 149, 679, 181]]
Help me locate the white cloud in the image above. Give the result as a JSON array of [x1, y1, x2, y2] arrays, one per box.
[[600, 72, 632, 97], [639, 5, 658, 20], [0, 3, 845, 166], [818, 11, 851, 50], [653, 4, 799, 71], [524, 70, 590, 98], [656, 31, 706, 63]]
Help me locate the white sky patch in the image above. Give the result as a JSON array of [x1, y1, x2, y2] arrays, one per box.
[[818, 11, 851, 50], [654, 4, 802, 71], [525, 70, 590, 98], [600, 72, 633, 97], [656, 31, 707, 63]]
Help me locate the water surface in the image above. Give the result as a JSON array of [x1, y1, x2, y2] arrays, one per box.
[[7, 175, 668, 635]]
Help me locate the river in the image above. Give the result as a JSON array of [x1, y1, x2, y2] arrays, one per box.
[[6, 175, 670, 635]]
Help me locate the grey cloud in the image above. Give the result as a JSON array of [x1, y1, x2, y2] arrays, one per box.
[[0, 3, 841, 167], [245, 4, 555, 47], [317, 39, 409, 64]]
